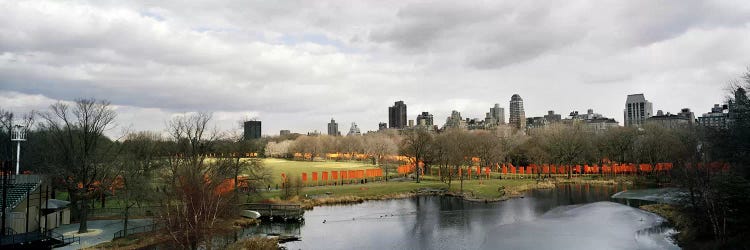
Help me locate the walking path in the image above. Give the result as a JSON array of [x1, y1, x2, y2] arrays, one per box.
[[52, 219, 152, 250]]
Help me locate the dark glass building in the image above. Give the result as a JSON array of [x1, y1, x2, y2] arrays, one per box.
[[243, 120, 261, 140], [388, 101, 407, 129]]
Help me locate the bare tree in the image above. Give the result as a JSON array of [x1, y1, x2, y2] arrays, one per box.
[[634, 124, 681, 179], [292, 135, 321, 161], [598, 126, 637, 172], [39, 98, 119, 233], [119, 131, 163, 236], [473, 131, 502, 173], [265, 140, 293, 158], [400, 127, 433, 183], [440, 129, 472, 193], [339, 135, 364, 161], [216, 132, 271, 202], [540, 123, 595, 179], [523, 135, 549, 179], [364, 133, 398, 181], [159, 112, 234, 249]]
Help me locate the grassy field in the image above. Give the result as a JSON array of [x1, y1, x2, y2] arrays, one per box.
[[255, 159, 570, 201], [295, 178, 544, 200], [259, 158, 379, 184], [69, 159, 625, 210]]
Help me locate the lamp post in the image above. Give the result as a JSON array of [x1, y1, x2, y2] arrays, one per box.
[[10, 124, 26, 175]]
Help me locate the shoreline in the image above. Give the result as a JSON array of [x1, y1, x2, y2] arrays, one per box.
[[281, 177, 629, 209]]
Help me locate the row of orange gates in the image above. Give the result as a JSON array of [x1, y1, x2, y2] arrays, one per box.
[[281, 169, 384, 186], [395, 162, 731, 177]]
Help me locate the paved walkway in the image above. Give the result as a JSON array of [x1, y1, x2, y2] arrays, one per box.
[[52, 219, 152, 250]]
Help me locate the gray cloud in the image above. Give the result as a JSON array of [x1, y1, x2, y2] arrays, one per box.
[[1, 0, 750, 135]]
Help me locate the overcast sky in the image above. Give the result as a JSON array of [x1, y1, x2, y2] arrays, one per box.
[[2, 0, 750, 137]]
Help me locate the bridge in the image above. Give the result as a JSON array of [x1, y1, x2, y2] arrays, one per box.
[[240, 203, 304, 221]]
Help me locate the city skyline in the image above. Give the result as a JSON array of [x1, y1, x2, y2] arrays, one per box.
[[2, 1, 749, 136]]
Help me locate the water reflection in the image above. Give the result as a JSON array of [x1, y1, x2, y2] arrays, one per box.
[[254, 184, 678, 250]]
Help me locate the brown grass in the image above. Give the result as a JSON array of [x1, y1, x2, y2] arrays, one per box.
[[233, 217, 261, 228], [227, 237, 279, 250], [85, 232, 171, 250]]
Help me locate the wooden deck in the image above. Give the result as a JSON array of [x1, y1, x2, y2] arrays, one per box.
[[240, 203, 304, 221]]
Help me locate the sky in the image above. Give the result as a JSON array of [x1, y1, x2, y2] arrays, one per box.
[[2, 0, 750, 137]]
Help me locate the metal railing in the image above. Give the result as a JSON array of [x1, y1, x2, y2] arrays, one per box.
[[47, 230, 80, 246], [89, 206, 161, 217], [240, 203, 303, 218], [112, 223, 163, 239], [0, 230, 77, 247]]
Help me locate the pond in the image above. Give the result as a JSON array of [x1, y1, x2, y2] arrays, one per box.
[[241, 184, 679, 250]]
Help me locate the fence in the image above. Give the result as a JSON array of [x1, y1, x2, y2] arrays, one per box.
[[112, 223, 163, 239], [0, 229, 78, 247], [47, 230, 80, 246], [241, 203, 303, 219], [89, 206, 161, 217]]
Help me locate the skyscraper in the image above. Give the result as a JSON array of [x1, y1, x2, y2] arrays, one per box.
[[327, 118, 340, 136], [509, 94, 526, 130], [489, 103, 505, 125], [243, 120, 261, 140], [624, 94, 653, 127], [416, 112, 434, 126], [388, 101, 407, 129]]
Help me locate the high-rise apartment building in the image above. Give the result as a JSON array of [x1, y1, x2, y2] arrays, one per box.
[[699, 104, 729, 129], [416, 112, 434, 126], [624, 94, 653, 127], [388, 101, 407, 129], [444, 110, 465, 129], [243, 120, 261, 140], [489, 103, 505, 125], [327, 118, 340, 136], [509, 94, 526, 130], [677, 108, 696, 125]]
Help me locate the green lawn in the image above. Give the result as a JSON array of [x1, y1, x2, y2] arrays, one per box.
[[254, 159, 550, 200], [298, 181, 446, 198]]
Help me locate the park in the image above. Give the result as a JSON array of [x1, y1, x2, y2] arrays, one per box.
[[1, 84, 749, 250]]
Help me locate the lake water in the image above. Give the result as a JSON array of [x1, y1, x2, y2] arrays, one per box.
[[243, 184, 679, 250]]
